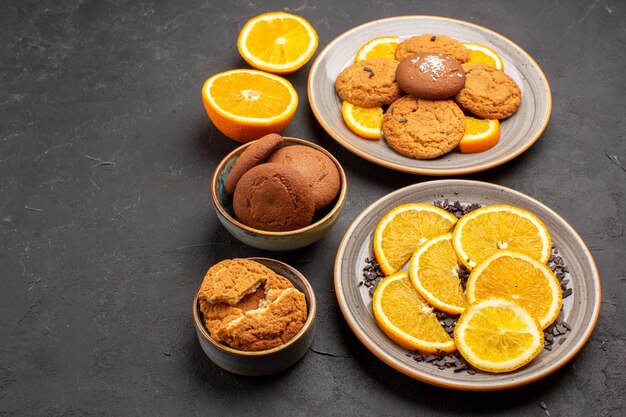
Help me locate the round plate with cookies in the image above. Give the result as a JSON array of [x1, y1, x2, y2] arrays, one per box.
[[308, 16, 552, 175]]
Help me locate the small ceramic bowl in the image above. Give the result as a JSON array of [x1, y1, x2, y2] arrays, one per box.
[[193, 257, 317, 376], [211, 137, 347, 251]]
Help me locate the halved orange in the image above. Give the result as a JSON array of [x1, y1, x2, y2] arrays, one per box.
[[454, 297, 544, 373], [341, 101, 383, 140], [466, 250, 562, 329], [373, 203, 458, 276], [463, 42, 504, 70], [452, 204, 552, 270], [202, 69, 298, 142], [409, 233, 467, 315], [372, 271, 456, 354], [237, 12, 318, 74], [355, 36, 400, 61], [459, 116, 500, 154]]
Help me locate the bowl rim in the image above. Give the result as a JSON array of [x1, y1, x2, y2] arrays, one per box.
[[211, 137, 347, 237], [193, 257, 317, 357]]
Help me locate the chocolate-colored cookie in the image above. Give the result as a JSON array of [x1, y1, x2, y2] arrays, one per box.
[[382, 96, 465, 160], [454, 63, 522, 119], [335, 58, 403, 108], [233, 163, 314, 231], [268, 145, 340, 211], [225, 133, 284, 195], [395, 34, 469, 63], [395, 53, 466, 99]]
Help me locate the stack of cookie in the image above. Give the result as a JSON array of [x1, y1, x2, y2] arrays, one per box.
[[336, 34, 521, 159], [225, 134, 341, 231]]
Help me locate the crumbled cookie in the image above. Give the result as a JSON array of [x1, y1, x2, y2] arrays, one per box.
[[395, 53, 466, 99], [199, 258, 276, 305], [225, 133, 284, 195], [268, 145, 340, 211], [233, 162, 315, 231], [395, 34, 469, 63], [335, 58, 403, 108], [382, 96, 465, 159], [454, 63, 522, 119], [217, 287, 307, 351]]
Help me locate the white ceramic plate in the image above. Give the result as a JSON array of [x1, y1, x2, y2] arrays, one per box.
[[308, 16, 552, 175], [334, 180, 600, 390]]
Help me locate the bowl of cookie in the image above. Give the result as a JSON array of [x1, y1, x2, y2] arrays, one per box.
[[193, 257, 317, 376], [211, 134, 347, 251]]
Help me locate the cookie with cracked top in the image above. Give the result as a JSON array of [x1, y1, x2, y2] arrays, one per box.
[[395, 34, 469, 63], [335, 58, 403, 108]]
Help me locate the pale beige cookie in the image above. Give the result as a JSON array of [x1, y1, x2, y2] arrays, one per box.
[[335, 58, 403, 108], [382, 96, 465, 159], [395, 34, 469, 63], [199, 258, 275, 305], [454, 63, 522, 119], [217, 287, 307, 351]]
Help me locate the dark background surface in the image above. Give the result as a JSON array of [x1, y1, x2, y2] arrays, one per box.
[[1, 0, 625, 416]]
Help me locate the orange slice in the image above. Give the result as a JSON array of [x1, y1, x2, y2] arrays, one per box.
[[372, 271, 456, 354], [237, 12, 318, 75], [459, 116, 500, 154], [454, 297, 544, 373], [409, 233, 467, 315], [341, 101, 383, 140], [466, 250, 562, 329], [373, 203, 458, 276], [355, 36, 400, 61], [202, 69, 298, 142], [463, 42, 504, 70], [452, 204, 552, 270]]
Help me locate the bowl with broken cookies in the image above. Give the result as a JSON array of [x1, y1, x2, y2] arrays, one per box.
[[211, 135, 347, 251], [193, 257, 317, 376]]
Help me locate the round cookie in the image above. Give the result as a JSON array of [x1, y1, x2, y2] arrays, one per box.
[[396, 53, 466, 99], [225, 133, 284, 195], [268, 145, 340, 211], [199, 258, 275, 305], [454, 63, 522, 119], [233, 163, 315, 231], [382, 96, 465, 160], [395, 34, 469, 63], [335, 58, 403, 108]]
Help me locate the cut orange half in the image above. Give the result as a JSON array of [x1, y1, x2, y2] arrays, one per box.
[[372, 271, 456, 354], [459, 116, 500, 154], [341, 101, 383, 140], [237, 12, 318, 74], [463, 42, 504, 70], [355, 36, 400, 61], [202, 69, 298, 142]]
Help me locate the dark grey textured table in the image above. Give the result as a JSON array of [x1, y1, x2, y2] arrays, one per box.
[[2, 1, 625, 416]]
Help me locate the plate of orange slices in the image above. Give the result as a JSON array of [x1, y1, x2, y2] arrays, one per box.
[[334, 180, 601, 390], [308, 16, 552, 175]]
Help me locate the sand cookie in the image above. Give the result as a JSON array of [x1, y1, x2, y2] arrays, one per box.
[[199, 258, 276, 305], [454, 63, 522, 119], [268, 145, 340, 211], [217, 287, 307, 351], [335, 58, 403, 108], [395, 34, 469, 63], [395, 53, 466, 99], [382, 96, 465, 160], [224, 133, 284, 195], [233, 163, 315, 231]]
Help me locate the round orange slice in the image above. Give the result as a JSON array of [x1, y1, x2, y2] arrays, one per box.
[[202, 69, 298, 142], [341, 101, 383, 140], [409, 233, 467, 315], [355, 36, 400, 61], [372, 271, 456, 354], [459, 116, 500, 154], [237, 12, 318, 74], [463, 42, 504, 70], [454, 297, 544, 373]]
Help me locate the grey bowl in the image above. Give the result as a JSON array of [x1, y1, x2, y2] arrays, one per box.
[[193, 257, 317, 376]]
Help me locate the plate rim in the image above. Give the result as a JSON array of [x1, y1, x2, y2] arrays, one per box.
[[308, 15, 553, 176], [333, 179, 601, 391]]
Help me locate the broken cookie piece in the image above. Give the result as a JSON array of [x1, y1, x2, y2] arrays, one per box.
[[199, 258, 275, 305]]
